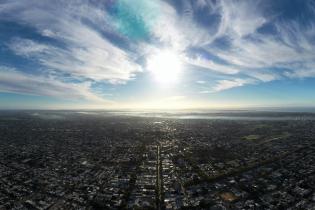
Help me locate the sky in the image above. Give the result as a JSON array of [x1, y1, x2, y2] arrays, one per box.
[[1, 0, 315, 110]]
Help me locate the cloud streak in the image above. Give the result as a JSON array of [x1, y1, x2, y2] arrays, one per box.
[[3, 0, 142, 84], [0, 66, 108, 103], [177, 0, 315, 92]]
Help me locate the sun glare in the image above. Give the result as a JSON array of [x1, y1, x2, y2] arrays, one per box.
[[147, 49, 182, 85]]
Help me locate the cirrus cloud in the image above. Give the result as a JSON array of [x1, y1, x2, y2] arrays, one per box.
[[1, 0, 315, 102]]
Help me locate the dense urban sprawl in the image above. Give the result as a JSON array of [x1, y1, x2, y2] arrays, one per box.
[[0, 112, 315, 209]]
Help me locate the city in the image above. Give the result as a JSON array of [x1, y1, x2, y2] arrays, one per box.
[[1, 0, 315, 209], [0, 111, 314, 209]]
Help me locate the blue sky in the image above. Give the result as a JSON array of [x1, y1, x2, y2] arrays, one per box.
[[1, 0, 315, 109]]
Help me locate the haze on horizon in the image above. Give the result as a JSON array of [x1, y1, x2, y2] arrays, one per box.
[[1, 0, 315, 110]]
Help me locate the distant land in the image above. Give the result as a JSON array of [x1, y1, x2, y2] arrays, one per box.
[[1, 108, 315, 121]]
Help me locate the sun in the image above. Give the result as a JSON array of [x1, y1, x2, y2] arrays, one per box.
[[146, 49, 182, 85]]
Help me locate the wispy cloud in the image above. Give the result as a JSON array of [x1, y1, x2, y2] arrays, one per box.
[[1, 0, 315, 101], [201, 78, 254, 93], [8, 38, 50, 57], [185, 55, 239, 75], [174, 0, 315, 92], [218, 0, 266, 38], [3, 0, 142, 84], [152, 0, 215, 50], [196, 80, 206, 84], [212, 79, 254, 92], [0, 66, 109, 103]]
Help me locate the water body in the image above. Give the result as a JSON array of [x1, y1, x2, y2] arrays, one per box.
[[2, 109, 315, 121], [82, 109, 315, 121]]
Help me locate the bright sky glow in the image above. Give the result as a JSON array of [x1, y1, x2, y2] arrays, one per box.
[[147, 49, 182, 85]]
